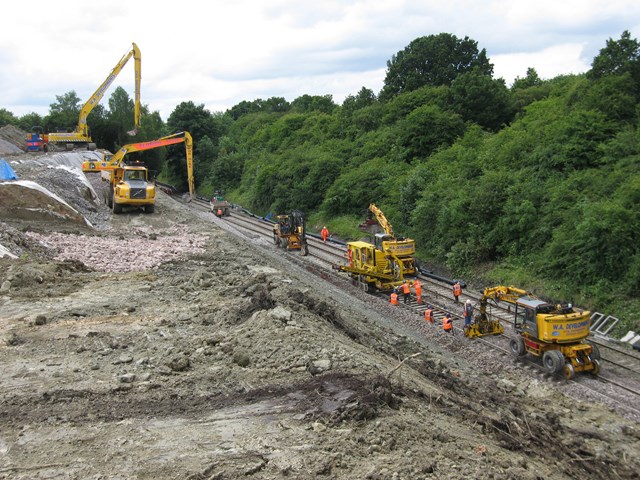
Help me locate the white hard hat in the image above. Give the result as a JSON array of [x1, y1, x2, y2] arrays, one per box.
[[466, 300, 471, 304]]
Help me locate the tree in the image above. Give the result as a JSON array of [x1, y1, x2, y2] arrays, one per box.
[[165, 102, 217, 190], [227, 97, 290, 120], [588, 30, 640, 84], [135, 110, 168, 174], [511, 67, 543, 90], [17, 112, 44, 131], [108, 86, 137, 147], [0, 108, 18, 127], [167, 101, 216, 140], [44, 91, 82, 133], [380, 33, 493, 100], [396, 105, 466, 160], [291, 94, 336, 114], [449, 71, 513, 131], [342, 87, 377, 113]]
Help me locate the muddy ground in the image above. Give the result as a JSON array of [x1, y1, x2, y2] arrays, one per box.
[[0, 152, 639, 479]]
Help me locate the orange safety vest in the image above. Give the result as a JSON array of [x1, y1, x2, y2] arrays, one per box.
[[443, 317, 453, 331], [453, 283, 462, 296], [347, 249, 353, 266], [414, 283, 422, 296], [424, 308, 433, 323], [402, 283, 410, 294], [390, 292, 399, 305], [321, 228, 329, 239]]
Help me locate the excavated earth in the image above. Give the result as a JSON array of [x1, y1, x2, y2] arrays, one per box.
[[0, 151, 639, 480]]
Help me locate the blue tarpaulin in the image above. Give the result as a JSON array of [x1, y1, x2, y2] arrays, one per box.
[[0, 158, 18, 180]]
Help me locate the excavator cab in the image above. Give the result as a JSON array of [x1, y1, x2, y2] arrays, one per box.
[[513, 298, 541, 338]]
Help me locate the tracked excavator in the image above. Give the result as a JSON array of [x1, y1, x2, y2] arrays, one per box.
[[335, 204, 416, 291], [81, 131, 193, 214], [273, 210, 309, 256], [480, 286, 599, 379], [44, 42, 141, 152]]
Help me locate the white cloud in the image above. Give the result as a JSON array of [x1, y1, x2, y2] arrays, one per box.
[[0, 0, 638, 120], [492, 43, 591, 85]]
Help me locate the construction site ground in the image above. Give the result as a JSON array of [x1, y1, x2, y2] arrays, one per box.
[[0, 149, 639, 479]]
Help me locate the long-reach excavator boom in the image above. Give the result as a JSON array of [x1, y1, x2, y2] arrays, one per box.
[[46, 42, 141, 150], [82, 131, 193, 191]]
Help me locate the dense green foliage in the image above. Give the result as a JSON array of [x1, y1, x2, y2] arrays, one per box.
[[4, 32, 639, 331]]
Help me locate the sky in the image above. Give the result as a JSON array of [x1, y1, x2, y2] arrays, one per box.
[[1, 0, 639, 121]]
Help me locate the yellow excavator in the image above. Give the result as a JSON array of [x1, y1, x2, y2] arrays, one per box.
[[335, 204, 416, 290], [480, 286, 599, 379], [273, 210, 309, 256], [44, 42, 141, 152], [82, 131, 193, 214]]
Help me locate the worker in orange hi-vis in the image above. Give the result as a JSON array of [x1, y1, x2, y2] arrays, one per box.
[[424, 305, 434, 324], [443, 313, 454, 334], [414, 279, 422, 304], [401, 280, 411, 304], [452, 281, 462, 303], [320, 226, 329, 244], [390, 290, 399, 305]]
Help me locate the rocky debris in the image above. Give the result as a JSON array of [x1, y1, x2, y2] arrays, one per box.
[[0, 139, 23, 155], [25, 225, 208, 272]]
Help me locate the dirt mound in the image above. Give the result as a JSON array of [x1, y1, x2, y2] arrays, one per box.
[[0, 180, 89, 226], [0, 125, 27, 154]]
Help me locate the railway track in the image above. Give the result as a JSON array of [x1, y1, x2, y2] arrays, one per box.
[[175, 193, 640, 410]]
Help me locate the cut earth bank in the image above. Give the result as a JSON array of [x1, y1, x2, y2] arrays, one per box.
[[0, 151, 638, 479]]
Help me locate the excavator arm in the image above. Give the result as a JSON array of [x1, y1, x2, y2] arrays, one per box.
[[480, 285, 532, 306], [82, 131, 194, 197], [78, 42, 141, 138], [47, 43, 141, 148], [368, 204, 394, 236]]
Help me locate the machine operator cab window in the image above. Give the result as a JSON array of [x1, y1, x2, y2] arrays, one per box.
[[125, 170, 144, 182], [514, 297, 543, 338], [374, 233, 393, 251]]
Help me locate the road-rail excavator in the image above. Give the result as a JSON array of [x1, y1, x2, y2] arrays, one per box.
[[273, 210, 309, 256], [44, 43, 141, 152], [82, 131, 193, 214], [335, 204, 416, 291], [479, 286, 599, 379]]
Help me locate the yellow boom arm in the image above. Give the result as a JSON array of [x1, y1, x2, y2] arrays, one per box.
[[48, 43, 141, 145], [368, 203, 394, 237], [480, 285, 532, 305], [82, 131, 194, 197]]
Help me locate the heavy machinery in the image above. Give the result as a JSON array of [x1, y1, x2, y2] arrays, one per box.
[[335, 204, 416, 291], [273, 210, 309, 256], [44, 43, 141, 152], [464, 287, 507, 338], [82, 131, 193, 214], [210, 191, 232, 217], [481, 286, 599, 379], [26, 126, 44, 152]]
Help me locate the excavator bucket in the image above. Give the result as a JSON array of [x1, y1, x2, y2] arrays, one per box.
[[464, 317, 504, 339]]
